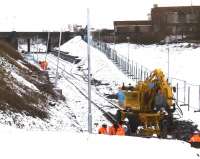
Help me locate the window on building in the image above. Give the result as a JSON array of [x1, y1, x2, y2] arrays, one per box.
[[178, 11, 186, 23]]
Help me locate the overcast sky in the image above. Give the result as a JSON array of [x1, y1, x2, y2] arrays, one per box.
[[0, 0, 200, 31]]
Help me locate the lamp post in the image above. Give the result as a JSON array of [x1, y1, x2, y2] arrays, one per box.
[[165, 37, 170, 81], [87, 8, 92, 134], [55, 30, 62, 87], [126, 36, 130, 73]]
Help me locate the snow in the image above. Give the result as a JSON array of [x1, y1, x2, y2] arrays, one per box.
[[11, 71, 39, 91], [1, 36, 200, 158], [0, 129, 199, 159]]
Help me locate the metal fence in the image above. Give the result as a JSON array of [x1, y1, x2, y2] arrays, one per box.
[[91, 40, 200, 112]]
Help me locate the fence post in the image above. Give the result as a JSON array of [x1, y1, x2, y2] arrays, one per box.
[[184, 81, 186, 105], [176, 83, 179, 104], [139, 68, 141, 81], [188, 86, 190, 111], [131, 60, 133, 79], [199, 85, 200, 111], [136, 64, 138, 82]]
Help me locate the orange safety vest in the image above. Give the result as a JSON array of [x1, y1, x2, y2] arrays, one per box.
[[189, 135, 200, 143], [98, 127, 108, 134], [108, 126, 117, 135], [116, 125, 125, 136]]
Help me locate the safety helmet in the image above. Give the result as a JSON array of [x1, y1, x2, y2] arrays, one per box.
[[193, 130, 200, 134], [102, 124, 107, 128]]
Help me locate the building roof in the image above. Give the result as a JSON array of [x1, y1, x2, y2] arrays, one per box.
[[114, 20, 152, 26], [151, 5, 200, 13]]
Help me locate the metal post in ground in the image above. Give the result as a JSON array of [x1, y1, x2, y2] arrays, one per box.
[[188, 86, 190, 111], [131, 60, 133, 79], [87, 8, 92, 134], [55, 31, 62, 87], [184, 81, 186, 105], [136, 63, 138, 82], [45, 32, 50, 61], [199, 85, 200, 111], [138, 68, 141, 81], [127, 36, 130, 73], [176, 83, 179, 104]]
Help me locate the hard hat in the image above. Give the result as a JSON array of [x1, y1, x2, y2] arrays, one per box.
[[124, 118, 129, 122], [193, 130, 199, 134], [102, 124, 107, 128]]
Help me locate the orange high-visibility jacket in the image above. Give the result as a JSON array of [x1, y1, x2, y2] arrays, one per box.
[[108, 126, 116, 135], [98, 127, 108, 134], [189, 135, 200, 143], [116, 125, 125, 136]]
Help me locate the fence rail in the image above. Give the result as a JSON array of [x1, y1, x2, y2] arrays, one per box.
[[91, 40, 200, 112]]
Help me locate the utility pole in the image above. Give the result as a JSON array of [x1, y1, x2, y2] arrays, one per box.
[[127, 36, 130, 73], [87, 8, 92, 133], [165, 37, 170, 81], [55, 31, 62, 87], [167, 47, 170, 80], [45, 32, 50, 61]]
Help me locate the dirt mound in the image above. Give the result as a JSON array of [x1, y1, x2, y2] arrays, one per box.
[[0, 41, 61, 120], [0, 40, 22, 60]]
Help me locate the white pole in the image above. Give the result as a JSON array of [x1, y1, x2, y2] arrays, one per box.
[[199, 85, 200, 111], [87, 8, 92, 133], [55, 31, 62, 87], [167, 47, 170, 80], [45, 32, 50, 61], [127, 36, 130, 73]]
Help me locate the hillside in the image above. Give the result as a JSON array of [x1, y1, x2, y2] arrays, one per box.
[[0, 41, 65, 129]]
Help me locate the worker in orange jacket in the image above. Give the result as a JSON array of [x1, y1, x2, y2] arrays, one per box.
[[98, 124, 108, 134], [108, 123, 118, 135], [116, 121, 125, 136], [189, 131, 200, 148], [108, 122, 125, 136]]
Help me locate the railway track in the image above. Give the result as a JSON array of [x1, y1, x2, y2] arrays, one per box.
[[47, 54, 118, 124]]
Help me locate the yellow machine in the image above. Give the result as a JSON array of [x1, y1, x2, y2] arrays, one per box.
[[117, 69, 176, 137]]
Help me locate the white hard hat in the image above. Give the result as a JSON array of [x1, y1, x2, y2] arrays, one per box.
[[124, 118, 129, 122], [193, 130, 199, 134]]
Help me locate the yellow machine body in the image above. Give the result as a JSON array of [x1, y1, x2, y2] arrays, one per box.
[[120, 69, 174, 136]]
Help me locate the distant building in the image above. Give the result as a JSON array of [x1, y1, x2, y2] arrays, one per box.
[[91, 5, 200, 43], [112, 5, 200, 43], [91, 29, 114, 43], [151, 5, 200, 41], [113, 20, 154, 43]]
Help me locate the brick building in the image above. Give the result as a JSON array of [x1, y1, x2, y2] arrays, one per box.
[[151, 5, 200, 41], [113, 20, 154, 43], [91, 5, 200, 43]]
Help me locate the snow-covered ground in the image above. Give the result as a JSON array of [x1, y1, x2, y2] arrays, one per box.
[[112, 43, 200, 84], [0, 126, 199, 159], [0, 36, 199, 158]]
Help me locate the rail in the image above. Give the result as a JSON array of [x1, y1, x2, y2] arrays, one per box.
[[47, 53, 118, 126]]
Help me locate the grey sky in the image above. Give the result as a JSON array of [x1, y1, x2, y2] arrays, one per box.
[[0, 0, 199, 31]]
